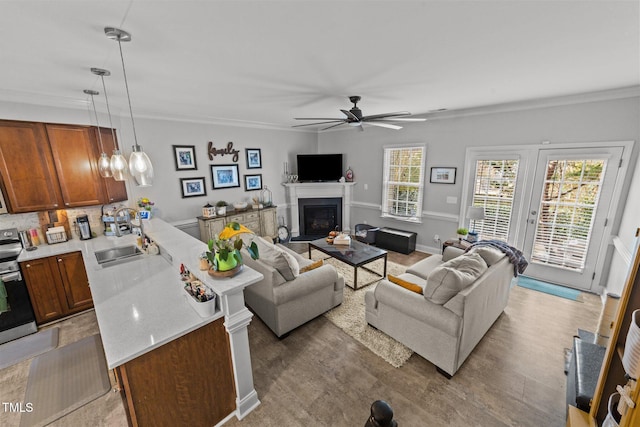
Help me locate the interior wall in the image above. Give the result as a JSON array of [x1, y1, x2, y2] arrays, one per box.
[[317, 96, 640, 254], [0, 100, 318, 230]]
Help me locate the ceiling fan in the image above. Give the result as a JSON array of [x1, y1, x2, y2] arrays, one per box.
[[293, 96, 427, 131]]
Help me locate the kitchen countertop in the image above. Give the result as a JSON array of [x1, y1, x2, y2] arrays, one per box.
[[18, 218, 264, 369]]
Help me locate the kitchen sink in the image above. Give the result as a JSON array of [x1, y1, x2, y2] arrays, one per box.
[[95, 245, 143, 266]]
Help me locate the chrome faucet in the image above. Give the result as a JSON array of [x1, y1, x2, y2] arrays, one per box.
[[113, 207, 144, 238]]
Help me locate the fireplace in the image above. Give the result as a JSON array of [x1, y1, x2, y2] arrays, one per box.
[[299, 197, 342, 238]]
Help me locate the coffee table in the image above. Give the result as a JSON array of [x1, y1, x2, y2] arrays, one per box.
[[308, 238, 388, 290]]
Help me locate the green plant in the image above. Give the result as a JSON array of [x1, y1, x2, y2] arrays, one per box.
[[206, 222, 259, 270], [216, 200, 227, 207], [456, 227, 468, 236]]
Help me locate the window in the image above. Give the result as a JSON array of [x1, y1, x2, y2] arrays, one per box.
[[471, 159, 519, 241], [381, 145, 425, 223]]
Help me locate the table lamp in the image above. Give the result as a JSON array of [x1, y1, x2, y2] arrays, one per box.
[[466, 206, 485, 242]]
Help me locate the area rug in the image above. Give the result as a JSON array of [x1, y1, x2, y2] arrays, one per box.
[[0, 328, 59, 370], [308, 250, 414, 367], [20, 334, 111, 427], [517, 275, 583, 302]]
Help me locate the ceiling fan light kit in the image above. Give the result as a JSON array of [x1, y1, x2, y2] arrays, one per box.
[[293, 95, 426, 131]]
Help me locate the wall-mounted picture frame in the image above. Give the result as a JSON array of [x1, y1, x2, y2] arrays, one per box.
[[430, 167, 457, 184], [211, 164, 240, 189], [246, 148, 262, 169], [173, 145, 197, 170], [244, 174, 263, 191], [180, 177, 206, 198]]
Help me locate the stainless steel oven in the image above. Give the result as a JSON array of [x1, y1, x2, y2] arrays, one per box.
[[0, 228, 37, 344]]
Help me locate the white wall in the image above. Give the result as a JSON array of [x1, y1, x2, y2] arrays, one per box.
[[318, 96, 640, 254]]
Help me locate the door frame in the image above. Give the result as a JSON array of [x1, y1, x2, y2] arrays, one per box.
[[462, 140, 635, 293]]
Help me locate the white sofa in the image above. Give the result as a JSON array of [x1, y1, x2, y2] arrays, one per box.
[[242, 237, 344, 337], [365, 245, 514, 377]]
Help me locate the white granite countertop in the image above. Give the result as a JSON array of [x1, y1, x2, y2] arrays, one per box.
[[18, 217, 263, 369]]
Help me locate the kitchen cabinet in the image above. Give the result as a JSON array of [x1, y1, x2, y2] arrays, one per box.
[[95, 126, 127, 203], [114, 317, 236, 427], [0, 120, 64, 212], [21, 251, 93, 324], [46, 123, 106, 208], [0, 119, 128, 214], [198, 206, 277, 242]]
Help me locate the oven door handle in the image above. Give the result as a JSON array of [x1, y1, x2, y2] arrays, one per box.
[[1, 271, 22, 283]]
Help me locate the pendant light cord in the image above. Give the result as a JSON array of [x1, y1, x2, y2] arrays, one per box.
[[99, 75, 120, 151], [117, 38, 140, 150], [88, 93, 106, 152]]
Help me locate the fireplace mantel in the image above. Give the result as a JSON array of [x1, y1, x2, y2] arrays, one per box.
[[282, 182, 356, 237]]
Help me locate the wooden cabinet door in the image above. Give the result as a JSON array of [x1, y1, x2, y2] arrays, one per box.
[[95, 127, 127, 203], [0, 120, 63, 213], [205, 218, 225, 242], [56, 251, 93, 312], [21, 258, 66, 324], [46, 124, 105, 208]]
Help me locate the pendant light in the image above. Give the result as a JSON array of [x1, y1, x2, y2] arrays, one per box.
[[91, 67, 128, 181], [105, 27, 154, 187], [83, 89, 113, 178]]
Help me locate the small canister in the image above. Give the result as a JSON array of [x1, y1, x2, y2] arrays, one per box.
[[19, 230, 32, 249]]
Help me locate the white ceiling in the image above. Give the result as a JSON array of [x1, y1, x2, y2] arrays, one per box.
[[1, 1, 638, 130]]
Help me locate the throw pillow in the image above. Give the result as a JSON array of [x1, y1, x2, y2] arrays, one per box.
[[253, 237, 298, 281], [468, 246, 505, 266], [300, 259, 323, 273], [388, 275, 423, 294], [424, 252, 488, 304]]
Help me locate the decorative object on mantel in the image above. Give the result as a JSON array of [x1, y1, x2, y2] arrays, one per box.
[[205, 222, 259, 277], [208, 141, 240, 162], [211, 164, 240, 189], [345, 166, 354, 182], [173, 145, 197, 170], [244, 174, 262, 191], [202, 203, 216, 218], [105, 27, 154, 186], [180, 177, 206, 198], [246, 148, 261, 169]]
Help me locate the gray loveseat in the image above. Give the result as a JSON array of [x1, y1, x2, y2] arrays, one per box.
[[243, 237, 344, 337], [365, 245, 514, 377]]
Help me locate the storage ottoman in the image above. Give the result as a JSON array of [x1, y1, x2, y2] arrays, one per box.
[[376, 228, 417, 254]]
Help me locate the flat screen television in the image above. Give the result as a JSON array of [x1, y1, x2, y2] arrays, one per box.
[[296, 154, 343, 182]]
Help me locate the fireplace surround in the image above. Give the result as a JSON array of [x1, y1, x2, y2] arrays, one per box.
[[283, 182, 355, 239]]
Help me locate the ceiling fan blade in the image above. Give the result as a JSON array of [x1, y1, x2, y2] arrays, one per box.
[[292, 120, 345, 128], [365, 122, 403, 130], [371, 117, 427, 122], [294, 117, 346, 120], [362, 111, 411, 120], [340, 109, 360, 121], [321, 122, 347, 131]]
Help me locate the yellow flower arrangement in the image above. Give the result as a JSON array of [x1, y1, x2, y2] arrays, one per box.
[[206, 222, 259, 271]]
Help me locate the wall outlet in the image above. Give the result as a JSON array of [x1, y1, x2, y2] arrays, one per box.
[[434, 234, 440, 242]]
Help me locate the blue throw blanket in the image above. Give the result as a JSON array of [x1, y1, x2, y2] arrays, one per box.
[[465, 240, 529, 277]]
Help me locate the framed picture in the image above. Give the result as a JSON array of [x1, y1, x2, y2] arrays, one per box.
[[430, 167, 457, 184], [246, 148, 262, 169], [211, 164, 240, 189], [173, 145, 197, 170], [244, 174, 262, 191], [180, 177, 206, 198]]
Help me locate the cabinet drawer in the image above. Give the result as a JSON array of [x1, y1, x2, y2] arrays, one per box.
[[244, 221, 260, 234], [227, 214, 245, 223], [244, 212, 260, 221]]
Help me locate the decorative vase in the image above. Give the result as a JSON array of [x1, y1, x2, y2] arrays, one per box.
[[215, 253, 238, 272]]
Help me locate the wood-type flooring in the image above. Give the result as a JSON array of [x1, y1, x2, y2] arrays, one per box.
[[0, 246, 602, 426]]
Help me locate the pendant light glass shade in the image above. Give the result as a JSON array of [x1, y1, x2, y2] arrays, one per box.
[[129, 145, 154, 187], [106, 27, 153, 186], [110, 149, 128, 181], [98, 152, 113, 178]]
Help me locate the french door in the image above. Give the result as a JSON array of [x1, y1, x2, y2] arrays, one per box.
[[521, 147, 623, 290]]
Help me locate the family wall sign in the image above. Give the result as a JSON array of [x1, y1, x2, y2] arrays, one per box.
[[208, 141, 240, 162]]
